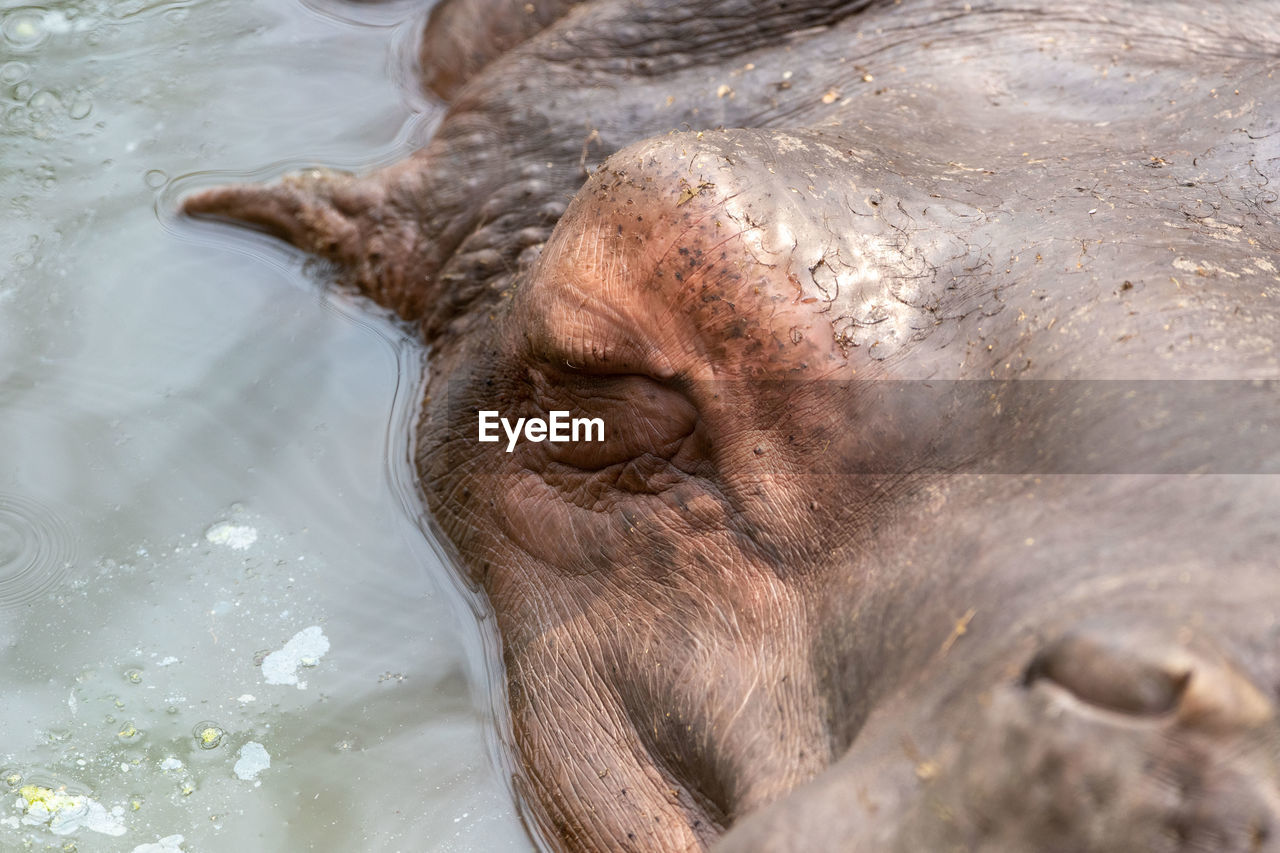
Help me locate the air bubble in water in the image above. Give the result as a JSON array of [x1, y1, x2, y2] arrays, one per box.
[[68, 97, 91, 120], [26, 88, 60, 122], [1, 8, 50, 51], [27, 88, 58, 109], [144, 169, 167, 189], [0, 61, 29, 84]]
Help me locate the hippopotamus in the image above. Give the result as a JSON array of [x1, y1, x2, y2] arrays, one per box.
[[183, 0, 1280, 849]]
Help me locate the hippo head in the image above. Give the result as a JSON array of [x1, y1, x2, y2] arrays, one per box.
[[184, 0, 1280, 849]]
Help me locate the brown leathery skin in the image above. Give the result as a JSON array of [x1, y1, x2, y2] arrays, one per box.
[[183, 1, 1280, 849]]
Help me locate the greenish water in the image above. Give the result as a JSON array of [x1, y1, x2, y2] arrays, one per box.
[[0, 1, 532, 849]]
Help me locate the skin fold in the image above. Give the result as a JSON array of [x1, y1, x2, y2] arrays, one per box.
[[184, 0, 1280, 849]]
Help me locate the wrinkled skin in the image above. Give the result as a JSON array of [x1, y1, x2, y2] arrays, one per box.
[[184, 0, 1280, 849]]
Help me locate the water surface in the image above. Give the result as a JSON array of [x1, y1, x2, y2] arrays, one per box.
[[0, 1, 532, 849]]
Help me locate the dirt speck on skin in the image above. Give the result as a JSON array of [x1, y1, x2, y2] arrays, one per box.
[[939, 608, 977, 655], [677, 180, 715, 206]]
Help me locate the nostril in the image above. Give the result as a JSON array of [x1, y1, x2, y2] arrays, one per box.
[[1023, 630, 1277, 731], [1023, 631, 1191, 716]]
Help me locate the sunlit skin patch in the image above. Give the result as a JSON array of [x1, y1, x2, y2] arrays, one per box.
[[513, 129, 990, 408]]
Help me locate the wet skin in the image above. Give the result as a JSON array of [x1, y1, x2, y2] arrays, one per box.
[[184, 0, 1280, 849]]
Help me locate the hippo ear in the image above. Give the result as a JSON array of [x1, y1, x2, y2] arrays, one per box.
[[181, 168, 435, 324], [182, 169, 386, 270]]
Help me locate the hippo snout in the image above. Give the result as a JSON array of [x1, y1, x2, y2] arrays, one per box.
[[1007, 628, 1280, 850], [720, 624, 1280, 853], [923, 689, 1279, 851], [991, 631, 1280, 853], [1025, 628, 1276, 730], [926, 629, 1280, 852]]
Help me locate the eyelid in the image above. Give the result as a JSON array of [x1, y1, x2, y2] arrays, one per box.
[[534, 337, 677, 381], [528, 370, 699, 472]]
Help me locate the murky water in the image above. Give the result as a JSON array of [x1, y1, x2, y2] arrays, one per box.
[[0, 1, 533, 850]]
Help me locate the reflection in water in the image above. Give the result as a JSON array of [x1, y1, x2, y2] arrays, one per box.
[[0, 0, 530, 850]]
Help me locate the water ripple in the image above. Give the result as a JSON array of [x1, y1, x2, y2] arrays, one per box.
[[298, 0, 422, 29], [0, 492, 74, 608]]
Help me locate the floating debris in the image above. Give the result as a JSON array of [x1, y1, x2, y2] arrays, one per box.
[[15, 784, 126, 836], [233, 742, 270, 782], [131, 834, 185, 853], [192, 722, 225, 750], [261, 625, 329, 688], [204, 522, 258, 551]]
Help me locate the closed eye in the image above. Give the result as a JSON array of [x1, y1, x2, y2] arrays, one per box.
[[530, 370, 700, 474]]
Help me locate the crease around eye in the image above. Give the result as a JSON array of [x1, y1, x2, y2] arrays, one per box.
[[530, 371, 700, 472]]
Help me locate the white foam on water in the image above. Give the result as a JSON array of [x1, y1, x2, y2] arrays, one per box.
[[131, 833, 186, 853], [16, 787, 126, 837], [233, 742, 271, 782], [261, 625, 330, 687], [204, 522, 259, 550]]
